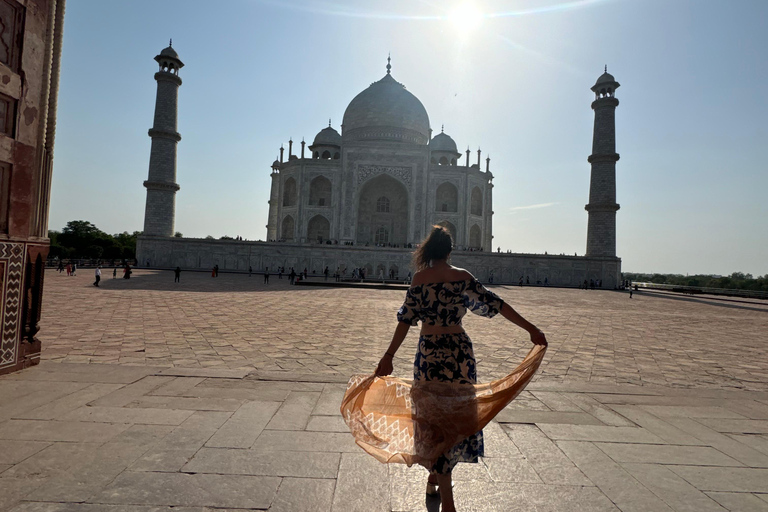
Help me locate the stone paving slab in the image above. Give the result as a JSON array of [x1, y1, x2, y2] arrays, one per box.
[[706, 492, 768, 511], [90, 472, 281, 508], [182, 447, 341, 478], [668, 465, 768, 493], [595, 442, 742, 466], [620, 463, 727, 512]]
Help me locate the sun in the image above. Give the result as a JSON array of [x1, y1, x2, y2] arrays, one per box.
[[448, 3, 484, 30]]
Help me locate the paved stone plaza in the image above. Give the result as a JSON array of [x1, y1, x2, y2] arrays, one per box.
[[1, 269, 768, 511]]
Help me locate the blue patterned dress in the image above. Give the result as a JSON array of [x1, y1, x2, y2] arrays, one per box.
[[397, 277, 504, 474]]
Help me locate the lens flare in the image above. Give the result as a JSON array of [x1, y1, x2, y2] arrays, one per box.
[[449, 3, 484, 29]]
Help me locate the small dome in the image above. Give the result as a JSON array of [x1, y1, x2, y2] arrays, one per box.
[[160, 45, 179, 59], [342, 73, 430, 144], [272, 159, 280, 167], [312, 126, 341, 147], [429, 132, 458, 154], [594, 71, 616, 86]]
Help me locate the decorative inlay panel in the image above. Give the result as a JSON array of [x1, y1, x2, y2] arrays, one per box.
[[0, 242, 24, 369], [357, 165, 412, 187]]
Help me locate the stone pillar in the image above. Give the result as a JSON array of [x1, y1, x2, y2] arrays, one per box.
[[585, 69, 620, 257], [267, 167, 280, 241], [485, 178, 494, 252], [143, 43, 183, 237]]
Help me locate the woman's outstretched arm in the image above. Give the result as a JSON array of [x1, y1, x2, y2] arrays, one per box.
[[374, 321, 411, 376], [500, 303, 548, 346]]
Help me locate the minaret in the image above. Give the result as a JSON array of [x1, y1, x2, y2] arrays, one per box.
[[585, 67, 620, 257], [142, 42, 183, 237]]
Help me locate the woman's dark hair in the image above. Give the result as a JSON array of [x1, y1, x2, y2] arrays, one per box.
[[413, 225, 453, 270]]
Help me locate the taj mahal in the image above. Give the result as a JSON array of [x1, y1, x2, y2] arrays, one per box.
[[137, 45, 622, 287], [266, 56, 493, 251]]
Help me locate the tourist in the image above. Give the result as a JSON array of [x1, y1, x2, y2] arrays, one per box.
[[215, 264, 219, 277], [372, 226, 547, 512], [289, 267, 296, 284], [71, 263, 77, 276], [324, 266, 329, 281], [264, 267, 269, 284], [174, 266, 181, 283], [278, 267, 283, 279], [123, 263, 132, 279], [66, 263, 71, 276], [249, 265, 252, 277], [93, 266, 101, 287], [57, 261, 64, 273], [113, 267, 117, 279]]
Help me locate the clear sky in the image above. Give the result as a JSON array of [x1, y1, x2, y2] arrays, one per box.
[[50, 0, 768, 276]]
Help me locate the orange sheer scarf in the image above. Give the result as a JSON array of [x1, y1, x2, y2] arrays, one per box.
[[340, 344, 546, 468]]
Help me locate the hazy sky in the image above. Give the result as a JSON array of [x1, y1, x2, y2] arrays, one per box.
[[50, 0, 768, 276]]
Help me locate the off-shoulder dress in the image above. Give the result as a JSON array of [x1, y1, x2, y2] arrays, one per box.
[[396, 277, 504, 474]]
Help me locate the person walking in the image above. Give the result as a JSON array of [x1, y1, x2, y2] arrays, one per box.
[[174, 266, 181, 283], [57, 261, 64, 273], [113, 267, 117, 279], [249, 266, 252, 277], [66, 263, 71, 276], [123, 263, 132, 279], [71, 263, 77, 276], [372, 226, 547, 512], [264, 267, 269, 284], [93, 266, 101, 287]]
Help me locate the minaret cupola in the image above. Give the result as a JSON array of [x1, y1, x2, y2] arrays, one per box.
[[155, 40, 184, 76]]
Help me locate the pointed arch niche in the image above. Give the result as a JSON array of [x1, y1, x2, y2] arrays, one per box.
[[283, 177, 297, 207], [436, 182, 458, 212], [281, 215, 295, 241], [307, 214, 330, 242], [357, 174, 409, 246], [470, 186, 483, 216], [309, 176, 332, 206]]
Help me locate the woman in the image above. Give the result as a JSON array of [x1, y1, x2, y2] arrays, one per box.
[[374, 226, 547, 512]]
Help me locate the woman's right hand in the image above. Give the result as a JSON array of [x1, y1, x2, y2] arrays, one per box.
[[530, 329, 548, 347], [375, 355, 394, 376]]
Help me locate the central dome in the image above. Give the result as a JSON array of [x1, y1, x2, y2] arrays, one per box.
[[342, 73, 431, 145]]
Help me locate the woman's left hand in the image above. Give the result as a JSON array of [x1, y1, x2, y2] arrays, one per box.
[[375, 355, 393, 376], [530, 329, 548, 347]]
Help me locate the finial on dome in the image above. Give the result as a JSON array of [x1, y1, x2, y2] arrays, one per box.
[[169, 38, 172, 47], [604, 64, 607, 73], [328, 118, 331, 127], [386, 53, 391, 75], [441, 124, 444, 133]]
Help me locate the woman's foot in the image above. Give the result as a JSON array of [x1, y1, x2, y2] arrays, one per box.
[[426, 474, 439, 496], [436, 473, 456, 512]]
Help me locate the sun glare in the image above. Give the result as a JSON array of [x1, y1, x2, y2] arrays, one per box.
[[449, 3, 483, 30]]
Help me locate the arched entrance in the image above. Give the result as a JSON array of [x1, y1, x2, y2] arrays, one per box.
[[357, 174, 408, 246], [281, 215, 295, 241], [469, 224, 482, 248], [307, 215, 330, 243], [309, 176, 332, 206]]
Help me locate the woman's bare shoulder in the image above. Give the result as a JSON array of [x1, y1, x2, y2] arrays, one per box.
[[448, 266, 474, 281], [411, 269, 429, 285]]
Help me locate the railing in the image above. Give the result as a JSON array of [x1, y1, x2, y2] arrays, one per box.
[[634, 282, 768, 300]]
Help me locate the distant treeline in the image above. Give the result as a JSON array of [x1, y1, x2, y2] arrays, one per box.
[[623, 272, 768, 292], [49, 221, 140, 260]]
